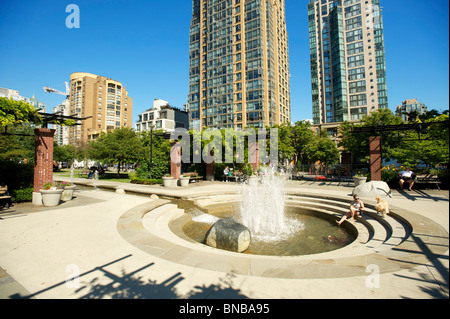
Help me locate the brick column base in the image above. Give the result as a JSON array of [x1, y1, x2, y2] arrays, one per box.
[[369, 136, 382, 181], [33, 128, 55, 205], [170, 141, 181, 181], [249, 142, 259, 174], [205, 148, 215, 181]]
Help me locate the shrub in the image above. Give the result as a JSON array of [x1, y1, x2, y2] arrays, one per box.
[[242, 163, 254, 176], [0, 160, 34, 203], [135, 159, 170, 180], [182, 172, 198, 177], [129, 174, 162, 185], [381, 165, 400, 185], [10, 187, 33, 203], [0, 160, 34, 190]]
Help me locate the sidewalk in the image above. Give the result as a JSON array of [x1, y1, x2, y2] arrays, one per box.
[[0, 177, 448, 299]]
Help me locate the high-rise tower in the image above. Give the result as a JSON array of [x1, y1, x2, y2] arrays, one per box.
[[308, 0, 388, 128], [68, 72, 133, 147], [188, 0, 291, 131]]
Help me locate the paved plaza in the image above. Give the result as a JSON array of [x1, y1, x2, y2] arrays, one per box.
[[0, 176, 448, 299]]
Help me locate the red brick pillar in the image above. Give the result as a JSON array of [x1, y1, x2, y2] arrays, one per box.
[[170, 141, 181, 180], [205, 148, 214, 181], [34, 128, 56, 193], [249, 142, 259, 174], [369, 136, 382, 181]]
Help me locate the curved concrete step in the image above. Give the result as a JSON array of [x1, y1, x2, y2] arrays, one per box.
[[142, 204, 185, 241], [116, 191, 448, 280], [285, 199, 388, 253], [360, 215, 388, 252], [377, 214, 408, 250], [283, 195, 413, 255]]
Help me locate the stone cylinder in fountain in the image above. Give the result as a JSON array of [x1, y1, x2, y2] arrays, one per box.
[[205, 218, 251, 253]]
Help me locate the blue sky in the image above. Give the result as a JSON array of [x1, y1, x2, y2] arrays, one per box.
[[0, 0, 448, 124]]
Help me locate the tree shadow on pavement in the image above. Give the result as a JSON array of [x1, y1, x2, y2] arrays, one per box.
[[10, 254, 248, 299]]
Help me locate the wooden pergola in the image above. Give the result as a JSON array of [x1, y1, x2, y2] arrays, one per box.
[[350, 120, 448, 140], [38, 112, 91, 128], [350, 120, 449, 181]]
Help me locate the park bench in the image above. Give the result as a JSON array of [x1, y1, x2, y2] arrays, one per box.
[[181, 172, 204, 183], [223, 172, 246, 183], [414, 174, 441, 190], [189, 176, 204, 182], [226, 175, 242, 182], [0, 185, 12, 209]]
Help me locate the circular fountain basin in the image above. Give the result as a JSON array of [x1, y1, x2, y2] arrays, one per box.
[[117, 191, 448, 280], [179, 202, 356, 256]]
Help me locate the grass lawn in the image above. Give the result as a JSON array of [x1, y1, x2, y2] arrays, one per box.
[[54, 169, 132, 183]]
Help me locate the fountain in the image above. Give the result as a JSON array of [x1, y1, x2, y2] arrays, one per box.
[[115, 160, 431, 279], [177, 165, 354, 256], [239, 166, 303, 241], [117, 178, 433, 280], [70, 165, 74, 184], [93, 170, 99, 190]]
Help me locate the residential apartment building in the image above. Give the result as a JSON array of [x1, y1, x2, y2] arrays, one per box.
[[0, 87, 24, 100], [308, 0, 388, 130], [188, 0, 291, 131], [135, 99, 189, 133], [68, 72, 133, 147], [52, 99, 70, 146], [395, 98, 428, 122]]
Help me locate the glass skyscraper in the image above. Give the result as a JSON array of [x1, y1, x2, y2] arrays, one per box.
[[188, 0, 291, 131], [308, 0, 388, 127]]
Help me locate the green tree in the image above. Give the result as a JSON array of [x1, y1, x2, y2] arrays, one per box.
[[390, 114, 449, 167], [303, 130, 340, 165], [88, 128, 143, 176], [291, 121, 316, 165], [53, 144, 75, 164], [137, 129, 171, 179], [273, 124, 295, 164], [0, 98, 42, 162], [0, 97, 42, 127], [0, 123, 35, 161]]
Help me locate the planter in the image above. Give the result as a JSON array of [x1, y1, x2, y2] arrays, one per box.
[[162, 176, 174, 187], [61, 185, 76, 201], [353, 176, 367, 186], [40, 189, 63, 207], [179, 176, 190, 187]]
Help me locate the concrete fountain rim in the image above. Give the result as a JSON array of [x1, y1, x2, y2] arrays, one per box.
[[117, 192, 449, 280]]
